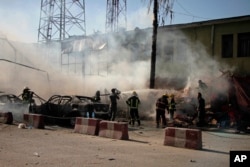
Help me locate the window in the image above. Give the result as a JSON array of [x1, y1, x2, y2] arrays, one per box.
[[238, 32, 250, 57], [221, 34, 233, 58]]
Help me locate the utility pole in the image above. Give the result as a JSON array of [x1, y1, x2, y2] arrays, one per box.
[[38, 0, 86, 43], [149, 0, 158, 89], [148, 0, 174, 88]]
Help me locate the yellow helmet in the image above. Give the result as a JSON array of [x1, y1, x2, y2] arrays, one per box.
[[162, 94, 168, 98], [132, 91, 137, 96]]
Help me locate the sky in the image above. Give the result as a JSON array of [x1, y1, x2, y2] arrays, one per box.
[[0, 0, 249, 43]]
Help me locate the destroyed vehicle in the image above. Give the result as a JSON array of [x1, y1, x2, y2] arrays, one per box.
[[0, 93, 24, 104], [0, 92, 46, 122], [0, 93, 26, 122], [34, 95, 110, 126]]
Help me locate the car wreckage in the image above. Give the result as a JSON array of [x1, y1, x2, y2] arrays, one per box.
[[0, 92, 110, 127], [32, 95, 110, 126], [0, 93, 26, 122]]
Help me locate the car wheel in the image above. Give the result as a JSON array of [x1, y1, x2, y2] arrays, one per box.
[[70, 117, 76, 127], [68, 111, 81, 127]]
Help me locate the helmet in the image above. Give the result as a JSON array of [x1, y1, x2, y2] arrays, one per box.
[[96, 90, 100, 95], [111, 88, 116, 93], [132, 91, 137, 96], [24, 86, 30, 90], [162, 94, 168, 98]]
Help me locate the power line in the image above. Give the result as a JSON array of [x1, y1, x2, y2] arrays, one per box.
[[173, 10, 212, 20], [174, 0, 212, 21], [175, 0, 193, 16]]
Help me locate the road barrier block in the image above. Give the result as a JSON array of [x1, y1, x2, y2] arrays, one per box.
[[73, 117, 101, 136], [164, 127, 202, 150], [0, 112, 13, 124], [23, 113, 44, 129], [98, 121, 129, 140]]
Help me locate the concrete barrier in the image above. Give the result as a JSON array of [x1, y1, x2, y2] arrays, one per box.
[[23, 113, 44, 129], [0, 112, 13, 124], [73, 117, 101, 136], [164, 127, 202, 150], [98, 121, 129, 140]]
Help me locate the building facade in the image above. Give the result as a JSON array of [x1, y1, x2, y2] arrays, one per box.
[[157, 15, 250, 76]]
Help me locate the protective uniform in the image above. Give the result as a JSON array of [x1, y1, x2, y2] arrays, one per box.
[[156, 94, 169, 128], [169, 94, 176, 121], [126, 91, 141, 126], [22, 87, 33, 103]]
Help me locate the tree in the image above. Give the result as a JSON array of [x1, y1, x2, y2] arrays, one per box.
[[146, 0, 174, 88]]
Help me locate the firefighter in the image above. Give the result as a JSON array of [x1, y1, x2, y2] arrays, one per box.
[[169, 94, 176, 121], [126, 91, 141, 126], [22, 87, 35, 112], [94, 90, 101, 102], [156, 94, 169, 128], [197, 92, 206, 127], [109, 88, 120, 121], [22, 87, 34, 103]]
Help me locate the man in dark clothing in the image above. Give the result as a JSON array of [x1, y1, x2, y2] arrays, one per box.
[[110, 88, 120, 121], [22, 87, 35, 112], [156, 94, 169, 128], [94, 90, 101, 102], [197, 92, 206, 127], [126, 91, 141, 126], [22, 87, 34, 103]]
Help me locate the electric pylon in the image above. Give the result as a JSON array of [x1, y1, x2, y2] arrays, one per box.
[[105, 0, 127, 33], [38, 0, 86, 43]]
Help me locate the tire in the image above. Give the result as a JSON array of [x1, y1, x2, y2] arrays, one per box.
[[67, 111, 81, 127]]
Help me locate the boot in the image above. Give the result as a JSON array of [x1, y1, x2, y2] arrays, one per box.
[[131, 120, 135, 126], [156, 124, 159, 128], [137, 120, 141, 126]]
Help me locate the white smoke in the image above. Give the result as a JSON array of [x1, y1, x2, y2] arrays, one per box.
[[0, 22, 236, 121]]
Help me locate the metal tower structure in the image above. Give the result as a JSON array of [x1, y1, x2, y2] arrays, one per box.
[[105, 0, 127, 33], [38, 0, 86, 43]]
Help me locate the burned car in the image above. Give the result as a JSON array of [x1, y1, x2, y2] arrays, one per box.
[[0, 93, 28, 122], [0, 92, 46, 122], [34, 95, 110, 126]]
